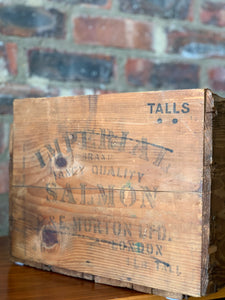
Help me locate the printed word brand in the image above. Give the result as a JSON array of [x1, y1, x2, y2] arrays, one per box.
[[35, 128, 174, 169], [147, 102, 190, 114], [46, 183, 157, 208]]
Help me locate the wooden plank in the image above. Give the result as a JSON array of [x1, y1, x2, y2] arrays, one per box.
[[9, 89, 225, 297], [0, 236, 146, 300], [111, 296, 165, 300], [201, 89, 213, 295], [209, 92, 225, 293], [152, 289, 183, 300]]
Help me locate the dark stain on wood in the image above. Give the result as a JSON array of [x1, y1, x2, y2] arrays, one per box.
[[42, 228, 58, 247]]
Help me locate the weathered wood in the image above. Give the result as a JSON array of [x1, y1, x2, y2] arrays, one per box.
[[209, 92, 225, 293], [0, 236, 147, 300], [9, 89, 225, 298], [152, 289, 183, 300]]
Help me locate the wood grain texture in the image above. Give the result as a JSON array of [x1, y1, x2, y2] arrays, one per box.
[[9, 89, 225, 298], [201, 89, 214, 294], [0, 236, 149, 300], [2, 236, 225, 300]]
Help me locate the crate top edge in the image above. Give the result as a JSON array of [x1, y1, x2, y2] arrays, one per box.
[[13, 88, 208, 107]]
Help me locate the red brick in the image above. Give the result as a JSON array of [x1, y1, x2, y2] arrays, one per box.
[[208, 68, 225, 91], [119, 0, 194, 21], [74, 17, 152, 50], [0, 5, 65, 38], [201, 1, 225, 27], [5, 43, 17, 75], [29, 49, 115, 84], [0, 42, 17, 76], [151, 62, 199, 89], [0, 121, 10, 155], [167, 28, 225, 58], [0, 161, 9, 194], [0, 43, 17, 77], [59, 0, 111, 8], [125, 58, 199, 89], [125, 59, 152, 86]]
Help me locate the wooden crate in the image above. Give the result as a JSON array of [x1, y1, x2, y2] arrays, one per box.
[[9, 89, 225, 299]]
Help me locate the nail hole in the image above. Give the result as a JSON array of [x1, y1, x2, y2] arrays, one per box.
[[42, 228, 58, 247], [157, 118, 162, 124], [55, 156, 67, 168]]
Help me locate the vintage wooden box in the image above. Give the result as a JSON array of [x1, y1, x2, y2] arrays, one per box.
[[9, 89, 225, 299]]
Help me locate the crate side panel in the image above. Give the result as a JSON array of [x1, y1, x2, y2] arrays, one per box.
[[210, 93, 225, 292], [10, 89, 205, 296]]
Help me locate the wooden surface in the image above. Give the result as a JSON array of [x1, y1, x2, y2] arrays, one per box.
[[1, 236, 225, 300], [8, 89, 223, 297], [0, 236, 159, 300]]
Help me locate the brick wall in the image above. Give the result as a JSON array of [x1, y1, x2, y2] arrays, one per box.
[[0, 0, 225, 235]]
